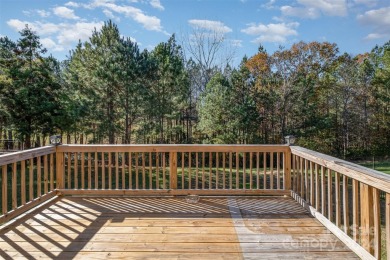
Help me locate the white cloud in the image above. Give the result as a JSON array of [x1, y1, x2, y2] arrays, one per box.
[[261, 0, 277, 9], [53, 6, 80, 20], [103, 9, 120, 22], [282, 0, 348, 18], [37, 9, 51, 18], [41, 37, 64, 51], [281, 6, 319, 19], [188, 19, 232, 34], [7, 19, 104, 50], [92, 2, 165, 32], [357, 7, 390, 40], [64, 1, 80, 8], [57, 22, 104, 45], [241, 22, 299, 43], [150, 0, 164, 10], [231, 39, 243, 47], [354, 0, 377, 7]]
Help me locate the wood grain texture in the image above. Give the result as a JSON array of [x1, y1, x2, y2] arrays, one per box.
[[0, 196, 358, 259]]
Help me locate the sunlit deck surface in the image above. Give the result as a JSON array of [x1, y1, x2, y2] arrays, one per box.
[[0, 196, 358, 259]]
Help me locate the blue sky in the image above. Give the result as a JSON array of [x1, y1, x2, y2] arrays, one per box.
[[0, 0, 389, 66]]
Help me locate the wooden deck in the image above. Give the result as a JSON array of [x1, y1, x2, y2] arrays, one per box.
[[0, 196, 358, 259]]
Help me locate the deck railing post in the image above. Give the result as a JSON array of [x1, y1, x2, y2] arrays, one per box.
[[169, 151, 177, 189], [56, 147, 64, 189], [283, 147, 291, 190], [360, 183, 374, 254]]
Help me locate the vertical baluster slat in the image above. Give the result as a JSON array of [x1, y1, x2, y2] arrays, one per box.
[[88, 153, 92, 189], [270, 153, 274, 189], [43, 155, 48, 194], [335, 172, 341, 227], [29, 159, 33, 200], [372, 188, 381, 259], [343, 175, 349, 235], [2, 165, 7, 214], [116, 152, 119, 189], [352, 179, 359, 242], [21, 160, 26, 204], [12, 162, 17, 209]]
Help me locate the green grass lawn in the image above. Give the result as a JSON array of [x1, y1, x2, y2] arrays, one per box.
[[358, 160, 390, 174]]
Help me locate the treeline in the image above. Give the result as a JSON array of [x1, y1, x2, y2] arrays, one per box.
[[0, 20, 389, 159]]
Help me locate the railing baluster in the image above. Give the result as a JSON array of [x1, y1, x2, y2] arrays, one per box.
[[236, 152, 240, 189], [88, 153, 92, 189], [321, 166, 326, 215], [43, 155, 48, 194], [342, 175, 349, 235], [292, 154, 298, 191], [116, 152, 120, 189], [81, 152, 85, 189], [149, 152, 153, 189], [12, 162, 17, 209], [360, 183, 374, 254], [73, 153, 78, 189], [352, 179, 359, 242], [124, 152, 127, 189], [195, 152, 199, 189], [95, 152, 98, 189], [216, 152, 219, 189], [263, 152, 267, 189], [182, 152, 185, 189], [372, 188, 381, 259], [29, 158, 33, 200], [249, 152, 253, 190], [202, 152, 205, 189], [310, 161, 314, 205], [128, 152, 132, 189], [270, 152, 273, 189], [156, 152, 159, 189], [209, 152, 212, 189], [300, 157, 303, 197], [67, 153, 71, 189], [229, 152, 232, 189], [304, 159, 308, 200], [2, 165, 7, 214], [37, 157, 41, 197], [222, 152, 226, 189], [276, 152, 280, 190], [242, 152, 246, 190], [335, 172, 341, 227], [315, 163, 319, 210], [328, 168, 333, 222], [162, 152, 166, 189], [135, 152, 138, 189], [188, 152, 192, 189], [256, 152, 260, 189], [21, 160, 26, 205], [101, 153, 105, 189], [169, 151, 177, 189]]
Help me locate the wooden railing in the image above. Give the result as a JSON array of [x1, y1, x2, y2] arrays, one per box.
[[290, 146, 390, 260], [55, 145, 291, 196], [1, 144, 389, 259], [0, 146, 57, 224]]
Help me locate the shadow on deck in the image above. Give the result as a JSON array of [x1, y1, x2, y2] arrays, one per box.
[[0, 196, 358, 259]]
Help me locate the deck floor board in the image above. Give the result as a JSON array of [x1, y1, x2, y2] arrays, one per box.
[[0, 196, 358, 259]]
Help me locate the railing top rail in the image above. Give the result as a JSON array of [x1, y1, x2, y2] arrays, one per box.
[[57, 144, 290, 153], [291, 146, 390, 193], [0, 146, 55, 166]]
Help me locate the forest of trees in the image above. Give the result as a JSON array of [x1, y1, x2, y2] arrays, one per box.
[[0, 20, 389, 160]]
